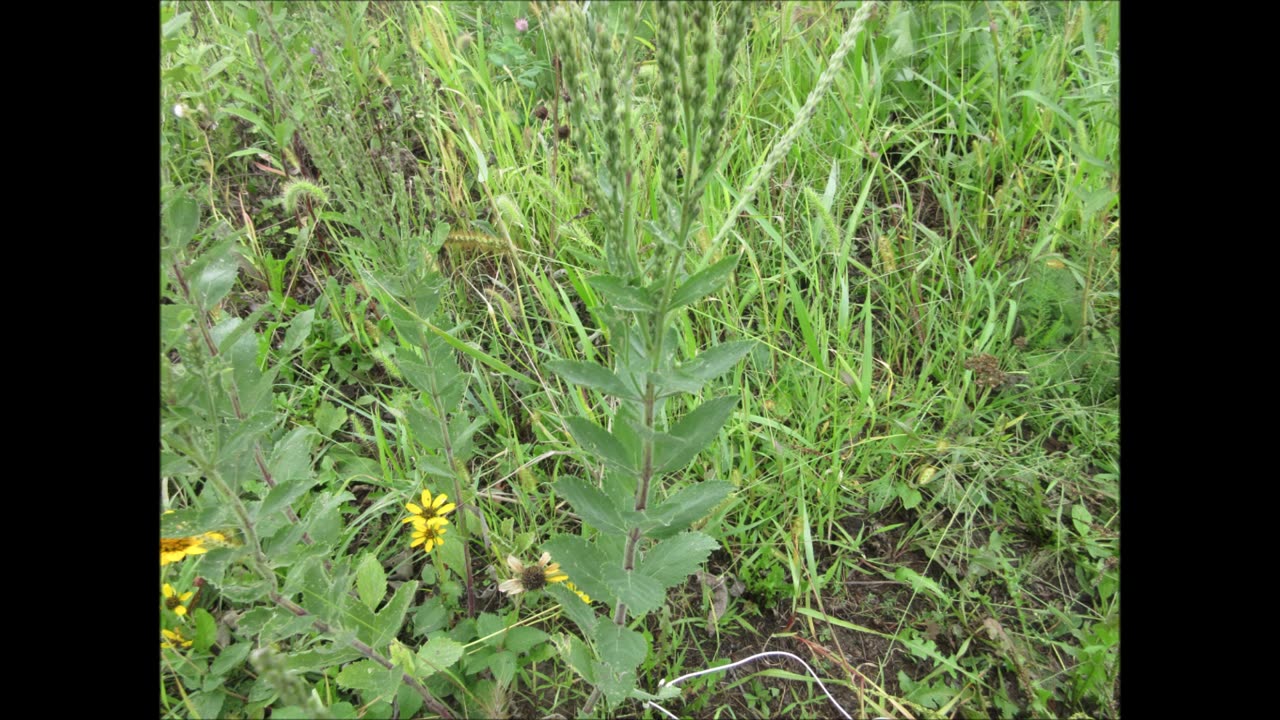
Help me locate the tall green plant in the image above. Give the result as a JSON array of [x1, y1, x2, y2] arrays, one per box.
[[540, 2, 754, 712]]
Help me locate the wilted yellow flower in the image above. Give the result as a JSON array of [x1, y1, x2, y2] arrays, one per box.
[[160, 531, 231, 566], [161, 536, 210, 566], [499, 553, 569, 595]]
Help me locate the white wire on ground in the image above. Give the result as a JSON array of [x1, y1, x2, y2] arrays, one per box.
[[644, 650, 853, 720]]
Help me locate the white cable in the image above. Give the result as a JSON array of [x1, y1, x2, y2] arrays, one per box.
[[645, 650, 853, 720]]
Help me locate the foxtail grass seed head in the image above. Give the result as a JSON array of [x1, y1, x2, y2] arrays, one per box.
[[280, 179, 329, 214], [710, 2, 877, 255], [877, 235, 898, 272]]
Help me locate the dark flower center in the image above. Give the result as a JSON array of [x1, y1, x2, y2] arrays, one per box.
[[521, 566, 547, 591]]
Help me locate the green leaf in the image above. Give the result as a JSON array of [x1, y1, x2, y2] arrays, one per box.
[[654, 396, 739, 473], [594, 618, 648, 671], [588, 275, 658, 311], [650, 370, 703, 397], [355, 553, 387, 612], [282, 309, 315, 354], [489, 650, 517, 687], [187, 240, 240, 311], [416, 635, 465, 677], [406, 403, 445, 450], [210, 642, 253, 676], [282, 645, 363, 674], [504, 626, 550, 655], [283, 555, 328, 607], [398, 352, 461, 412], [449, 414, 486, 459], [564, 416, 636, 474], [592, 659, 640, 710], [643, 481, 734, 539], [894, 567, 950, 606], [602, 565, 665, 618], [369, 580, 419, 649], [668, 254, 740, 310], [638, 532, 719, 588], [553, 476, 628, 534], [389, 640, 417, 675], [1072, 503, 1094, 536], [547, 359, 638, 399], [542, 536, 618, 608], [192, 608, 217, 653], [558, 633, 597, 684], [336, 660, 400, 700], [160, 303, 195, 350], [188, 691, 224, 720], [260, 428, 319, 518], [678, 341, 756, 385], [547, 583, 599, 637], [315, 401, 347, 437], [166, 196, 199, 246], [162, 11, 192, 38]]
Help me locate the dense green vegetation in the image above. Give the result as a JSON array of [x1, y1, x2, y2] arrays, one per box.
[[161, 2, 1119, 717]]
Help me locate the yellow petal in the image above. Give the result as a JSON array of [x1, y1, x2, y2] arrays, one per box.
[[405, 502, 423, 516], [162, 584, 175, 598], [174, 605, 188, 617], [430, 493, 448, 510]]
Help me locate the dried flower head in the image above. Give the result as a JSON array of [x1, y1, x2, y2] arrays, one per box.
[[499, 552, 569, 595]]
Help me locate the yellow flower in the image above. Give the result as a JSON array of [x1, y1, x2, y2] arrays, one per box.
[[161, 628, 193, 650], [161, 531, 234, 566], [409, 517, 448, 553], [499, 552, 569, 595], [162, 583, 195, 617], [404, 489, 456, 527], [161, 536, 210, 566]]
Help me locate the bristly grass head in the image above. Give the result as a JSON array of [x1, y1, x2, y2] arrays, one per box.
[[280, 178, 329, 214]]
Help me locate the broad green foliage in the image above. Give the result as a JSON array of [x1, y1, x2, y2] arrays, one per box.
[[163, 0, 1118, 716], [541, 2, 755, 711]]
